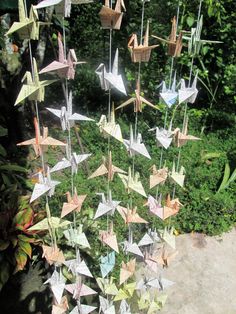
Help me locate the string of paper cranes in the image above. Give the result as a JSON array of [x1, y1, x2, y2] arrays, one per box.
[[6, 0, 221, 313]]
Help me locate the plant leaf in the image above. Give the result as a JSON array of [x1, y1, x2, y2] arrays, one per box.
[[0, 240, 10, 251], [14, 249, 27, 272], [217, 163, 230, 192], [18, 241, 32, 258]]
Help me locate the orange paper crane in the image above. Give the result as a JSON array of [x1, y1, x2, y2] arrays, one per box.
[[52, 296, 69, 314], [88, 151, 126, 181], [99, 222, 119, 253], [116, 78, 158, 112], [152, 16, 183, 57], [164, 194, 182, 215], [42, 245, 65, 265], [173, 115, 201, 147], [119, 258, 136, 285], [128, 20, 158, 63], [61, 188, 87, 218], [99, 0, 126, 30], [117, 205, 148, 225], [17, 117, 66, 157], [149, 165, 168, 189]]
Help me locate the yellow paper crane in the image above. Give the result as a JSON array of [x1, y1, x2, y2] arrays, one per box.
[[14, 58, 57, 106]]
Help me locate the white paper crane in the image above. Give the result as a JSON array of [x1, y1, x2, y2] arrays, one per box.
[[179, 73, 198, 105], [95, 49, 126, 95], [124, 125, 151, 159], [47, 91, 94, 131], [30, 167, 60, 203], [50, 145, 91, 175], [149, 123, 173, 149], [94, 190, 120, 219], [160, 73, 178, 107]]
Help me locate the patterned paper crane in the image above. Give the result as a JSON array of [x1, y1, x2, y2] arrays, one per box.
[[39, 33, 85, 80], [128, 20, 158, 63], [99, 0, 126, 30]]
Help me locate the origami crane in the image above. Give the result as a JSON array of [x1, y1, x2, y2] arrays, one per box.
[[44, 269, 66, 305], [34, 0, 93, 18], [170, 162, 185, 187], [124, 125, 151, 159], [61, 189, 87, 218], [149, 124, 173, 149], [164, 194, 182, 215], [183, 15, 222, 56], [96, 277, 118, 296], [147, 194, 179, 221], [128, 20, 158, 63], [117, 205, 148, 225], [94, 190, 120, 219], [14, 58, 57, 105], [114, 282, 136, 301], [65, 283, 97, 299], [97, 104, 123, 142], [119, 258, 136, 285], [64, 225, 91, 248], [119, 300, 131, 314], [5, 0, 44, 40], [160, 73, 178, 107], [29, 168, 61, 203], [40, 33, 85, 80], [138, 292, 167, 313], [28, 216, 70, 231], [144, 252, 160, 273], [88, 151, 126, 181], [17, 118, 66, 157], [173, 115, 201, 147], [149, 165, 168, 189], [100, 251, 116, 278], [116, 78, 158, 112], [50, 146, 91, 175], [118, 167, 147, 197], [69, 304, 97, 314], [99, 222, 119, 253], [123, 239, 143, 258], [95, 49, 126, 95], [136, 274, 174, 292], [178, 73, 198, 104], [47, 91, 94, 131], [42, 245, 65, 265], [157, 247, 178, 267], [99, 0, 126, 30], [99, 296, 115, 314], [52, 296, 68, 314], [160, 226, 176, 249], [152, 16, 183, 57]]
